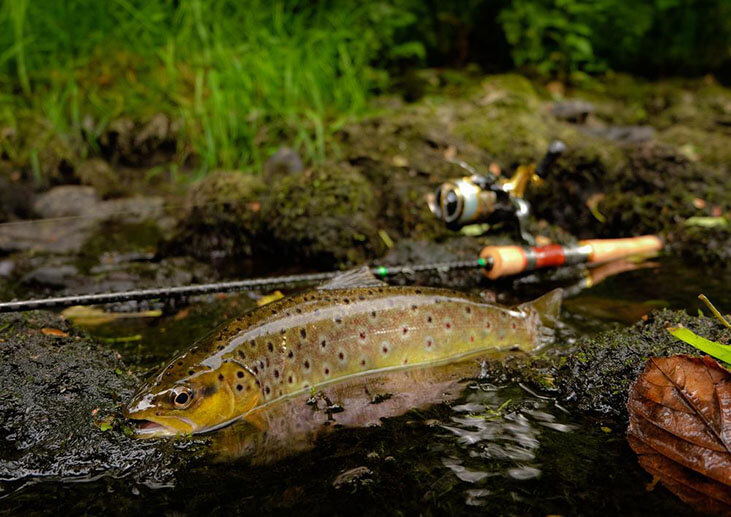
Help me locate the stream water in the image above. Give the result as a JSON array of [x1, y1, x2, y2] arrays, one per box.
[[2, 256, 727, 516]]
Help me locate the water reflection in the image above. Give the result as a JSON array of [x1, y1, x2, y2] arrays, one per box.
[[207, 349, 578, 511], [209, 355, 500, 464], [437, 381, 576, 506]]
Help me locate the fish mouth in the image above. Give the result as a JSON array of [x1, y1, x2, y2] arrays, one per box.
[[126, 415, 196, 438], [129, 418, 179, 437]]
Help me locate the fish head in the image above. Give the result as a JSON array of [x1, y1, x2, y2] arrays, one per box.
[[124, 357, 260, 438]]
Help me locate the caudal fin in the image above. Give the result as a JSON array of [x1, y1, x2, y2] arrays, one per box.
[[517, 288, 563, 329]]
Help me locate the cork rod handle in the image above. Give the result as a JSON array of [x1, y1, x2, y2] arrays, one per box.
[[580, 235, 663, 264]]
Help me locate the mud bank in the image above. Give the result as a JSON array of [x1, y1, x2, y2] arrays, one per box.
[[0, 311, 196, 492]]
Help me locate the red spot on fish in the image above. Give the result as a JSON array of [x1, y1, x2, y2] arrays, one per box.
[[466, 307, 471, 314], [427, 316, 432, 323], [361, 359, 366, 366], [288, 376, 293, 384], [402, 327, 408, 335], [359, 332, 366, 340], [485, 321, 491, 329], [511, 322, 517, 329], [470, 335, 474, 342], [445, 322, 451, 329]]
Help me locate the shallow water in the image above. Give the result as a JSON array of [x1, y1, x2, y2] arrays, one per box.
[[2, 256, 725, 516]]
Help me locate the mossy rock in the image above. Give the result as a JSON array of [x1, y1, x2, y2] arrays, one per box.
[[76, 158, 123, 198], [657, 125, 731, 170], [164, 171, 266, 260], [260, 163, 385, 266], [483, 309, 731, 421]]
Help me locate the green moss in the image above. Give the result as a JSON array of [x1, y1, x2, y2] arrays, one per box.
[[658, 126, 731, 169], [261, 163, 385, 266]]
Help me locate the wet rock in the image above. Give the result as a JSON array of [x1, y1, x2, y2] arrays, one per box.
[[0, 311, 182, 487], [76, 158, 123, 198], [15, 255, 214, 298], [263, 147, 303, 181], [1, 189, 170, 256], [33, 186, 100, 218], [581, 125, 656, 144], [551, 100, 595, 123]]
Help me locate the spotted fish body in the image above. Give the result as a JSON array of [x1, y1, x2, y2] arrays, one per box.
[[125, 269, 561, 436]]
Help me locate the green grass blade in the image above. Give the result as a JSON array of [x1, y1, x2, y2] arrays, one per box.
[[667, 326, 731, 364]]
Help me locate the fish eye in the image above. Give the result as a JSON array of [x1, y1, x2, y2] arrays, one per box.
[[171, 386, 194, 409]]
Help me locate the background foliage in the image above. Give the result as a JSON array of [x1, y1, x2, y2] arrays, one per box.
[[0, 0, 728, 177]]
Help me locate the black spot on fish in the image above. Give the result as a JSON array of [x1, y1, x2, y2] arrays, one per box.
[[280, 329, 286, 335], [218, 374, 224, 381], [304, 360, 310, 369], [321, 339, 327, 348], [359, 331, 366, 339], [238, 350, 246, 359], [288, 376, 293, 383], [177, 361, 183, 366], [415, 289, 422, 294], [203, 385, 218, 396], [361, 359, 366, 366], [370, 311, 377, 319], [367, 290, 374, 295], [217, 345, 224, 351], [344, 298, 350, 304], [250, 340, 256, 348], [338, 352, 344, 360], [274, 369, 279, 378], [237, 371, 244, 378], [324, 368, 330, 375], [236, 384, 243, 391], [358, 295, 365, 301], [265, 386, 271, 395], [253, 366, 259, 374], [335, 318, 342, 324], [268, 342, 274, 352], [296, 308, 302, 314], [427, 316, 432, 323], [165, 372, 171, 377], [188, 369, 194, 375], [288, 350, 294, 358], [411, 305, 417, 311], [300, 328, 306, 339], [466, 307, 471, 314]]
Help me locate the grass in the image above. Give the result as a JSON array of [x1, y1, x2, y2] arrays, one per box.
[[0, 0, 396, 179]]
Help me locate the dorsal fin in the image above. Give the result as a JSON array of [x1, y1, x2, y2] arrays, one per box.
[[318, 266, 387, 290], [517, 288, 563, 328]]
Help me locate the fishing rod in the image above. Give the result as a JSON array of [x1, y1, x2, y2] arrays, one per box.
[[0, 236, 662, 313]]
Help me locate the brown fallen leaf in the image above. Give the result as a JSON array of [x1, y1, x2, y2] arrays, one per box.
[[41, 327, 69, 337], [627, 355, 731, 515]]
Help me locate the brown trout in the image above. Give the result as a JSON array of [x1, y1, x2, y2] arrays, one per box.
[[124, 268, 561, 437]]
